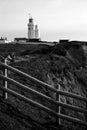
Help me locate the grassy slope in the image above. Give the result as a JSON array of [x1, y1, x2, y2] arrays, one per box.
[[0, 42, 87, 130], [0, 43, 51, 56]]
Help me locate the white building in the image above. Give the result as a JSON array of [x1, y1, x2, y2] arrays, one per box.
[[0, 37, 10, 43], [28, 16, 40, 40], [14, 38, 27, 43]]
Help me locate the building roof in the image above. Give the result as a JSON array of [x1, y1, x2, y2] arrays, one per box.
[[14, 38, 27, 41]]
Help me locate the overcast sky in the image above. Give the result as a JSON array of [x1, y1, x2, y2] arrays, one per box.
[[0, 0, 87, 41]]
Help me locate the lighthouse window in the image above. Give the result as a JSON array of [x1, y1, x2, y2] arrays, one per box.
[[30, 19, 33, 23]]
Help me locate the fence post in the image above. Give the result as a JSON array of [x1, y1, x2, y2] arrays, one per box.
[[5, 58, 8, 99], [86, 101, 87, 130], [56, 84, 61, 127], [58, 84, 61, 125]]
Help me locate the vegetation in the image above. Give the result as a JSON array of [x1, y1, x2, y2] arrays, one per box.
[[0, 41, 87, 130]]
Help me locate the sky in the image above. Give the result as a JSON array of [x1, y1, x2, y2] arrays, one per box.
[[0, 0, 87, 42]]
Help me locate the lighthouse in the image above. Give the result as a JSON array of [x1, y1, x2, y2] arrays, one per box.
[[28, 17, 35, 39], [35, 25, 39, 39], [28, 16, 40, 40]]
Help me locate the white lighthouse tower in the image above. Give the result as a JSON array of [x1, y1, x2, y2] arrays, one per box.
[[28, 15, 40, 41], [35, 25, 39, 39], [28, 16, 35, 39]]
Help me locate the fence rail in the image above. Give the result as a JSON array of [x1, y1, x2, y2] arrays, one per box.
[[0, 61, 87, 127], [0, 74, 87, 114], [0, 62, 87, 102], [0, 85, 87, 126]]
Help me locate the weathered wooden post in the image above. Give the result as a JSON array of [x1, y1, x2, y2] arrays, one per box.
[[58, 84, 61, 125], [5, 57, 8, 99], [56, 84, 61, 127], [0, 55, 6, 98], [4, 53, 14, 99], [86, 101, 87, 130]]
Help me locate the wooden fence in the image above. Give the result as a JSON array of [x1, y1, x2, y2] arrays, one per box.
[[0, 61, 87, 128]]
